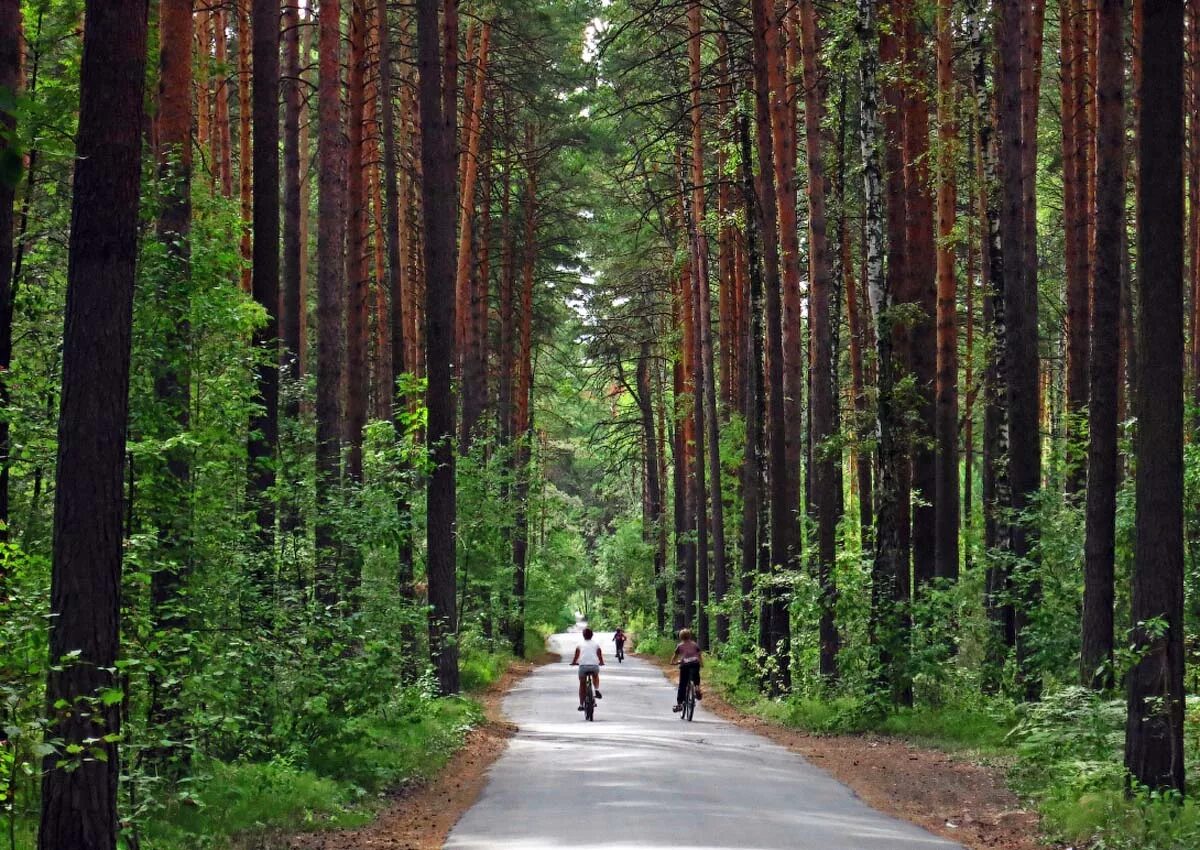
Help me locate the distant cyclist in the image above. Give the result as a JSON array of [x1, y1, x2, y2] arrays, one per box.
[[613, 628, 628, 660], [570, 627, 604, 711], [670, 628, 703, 713]]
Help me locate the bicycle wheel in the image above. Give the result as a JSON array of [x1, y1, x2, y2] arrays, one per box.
[[685, 681, 696, 721], [584, 681, 595, 721]]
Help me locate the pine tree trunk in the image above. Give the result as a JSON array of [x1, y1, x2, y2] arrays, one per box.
[[315, 0, 347, 605], [249, 0, 280, 538], [1063, 0, 1090, 491], [900, 0, 938, 593], [998, 0, 1042, 702], [418, 0, 460, 695], [38, 3, 148, 846], [751, 0, 793, 691], [346, 0, 369, 484], [214, 6, 234, 198], [281, 1, 304, 396], [457, 23, 491, 450], [237, 0, 253, 292], [1125, 0, 1185, 793], [511, 144, 536, 657], [933, 0, 958, 583], [1081, 0, 1124, 691], [799, 0, 839, 678], [0, 0, 19, 542]]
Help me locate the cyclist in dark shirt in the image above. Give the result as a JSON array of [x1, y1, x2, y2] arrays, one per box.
[[670, 628, 703, 712], [613, 628, 627, 660]]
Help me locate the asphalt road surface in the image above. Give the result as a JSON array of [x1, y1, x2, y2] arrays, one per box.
[[445, 629, 961, 850]]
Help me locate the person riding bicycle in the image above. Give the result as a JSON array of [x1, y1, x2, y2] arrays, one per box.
[[570, 627, 604, 711], [613, 628, 627, 659], [670, 628, 703, 713]]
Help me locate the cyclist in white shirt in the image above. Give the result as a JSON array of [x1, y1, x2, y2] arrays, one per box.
[[569, 627, 605, 710]]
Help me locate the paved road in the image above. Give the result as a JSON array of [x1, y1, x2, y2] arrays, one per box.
[[445, 630, 961, 850]]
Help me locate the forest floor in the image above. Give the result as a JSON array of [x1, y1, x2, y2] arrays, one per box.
[[637, 653, 1052, 850], [286, 652, 556, 850]]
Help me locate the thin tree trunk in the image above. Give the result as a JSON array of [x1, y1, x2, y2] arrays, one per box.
[[798, 0, 839, 678], [1125, 0, 1185, 793], [0, 0, 19, 542], [214, 6, 234, 198], [1063, 0, 1090, 491], [998, 0, 1042, 702], [315, 0, 347, 605], [282, 1, 303, 398], [418, 0, 460, 695], [859, 0, 906, 702], [457, 22, 491, 450], [511, 143, 537, 657], [238, 0, 253, 292], [1081, 0, 1124, 691], [751, 0, 793, 692], [346, 0, 369, 484], [38, 2, 148, 846], [934, 0, 958, 583], [249, 0, 280, 539]]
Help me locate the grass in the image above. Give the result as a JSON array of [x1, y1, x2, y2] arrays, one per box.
[[137, 654, 503, 850]]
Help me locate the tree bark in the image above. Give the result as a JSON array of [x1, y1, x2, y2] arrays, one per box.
[[418, 0, 460, 695], [1063, 0, 1090, 491], [0, 0, 18, 542], [237, 0, 253, 292], [751, 0, 793, 691], [1081, 0, 1124, 691], [346, 0, 369, 484], [38, 2, 148, 846], [315, 0, 347, 605], [997, 0, 1041, 701], [798, 0, 839, 678], [1125, 0, 1185, 794], [249, 0, 280, 537], [934, 0, 958, 583]]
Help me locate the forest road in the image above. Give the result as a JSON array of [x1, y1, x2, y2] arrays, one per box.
[[444, 630, 962, 850]]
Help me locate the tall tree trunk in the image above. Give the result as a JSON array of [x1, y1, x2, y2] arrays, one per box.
[[315, 0, 347, 605], [738, 111, 766, 642], [998, 0, 1042, 702], [1081, 0, 1124, 691], [38, 2, 148, 846], [934, 0, 958, 583], [457, 22, 491, 450], [687, 1, 725, 647], [858, 0, 906, 701], [1063, 0, 1090, 491], [418, 0, 460, 695], [511, 145, 536, 657], [148, 0, 195, 774], [751, 0, 793, 691], [0, 0, 18, 543], [1125, 0, 1185, 794], [900, 0, 938, 593], [249, 0, 280, 538], [798, 0, 839, 678], [346, 0, 369, 484], [637, 340, 667, 634], [281, 2, 303, 398], [880, 0, 912, 702], [238, 0, 253, 292]]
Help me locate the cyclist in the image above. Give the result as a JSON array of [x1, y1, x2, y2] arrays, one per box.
[[670, 628, 703, 713], [570, 627, 604, 711], [613, 627, 628, 660]]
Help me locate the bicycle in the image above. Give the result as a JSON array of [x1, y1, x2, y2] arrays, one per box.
[[680, 675, 697, 722], [582, 673, 597, 721], [615, 642, 625, 663]]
